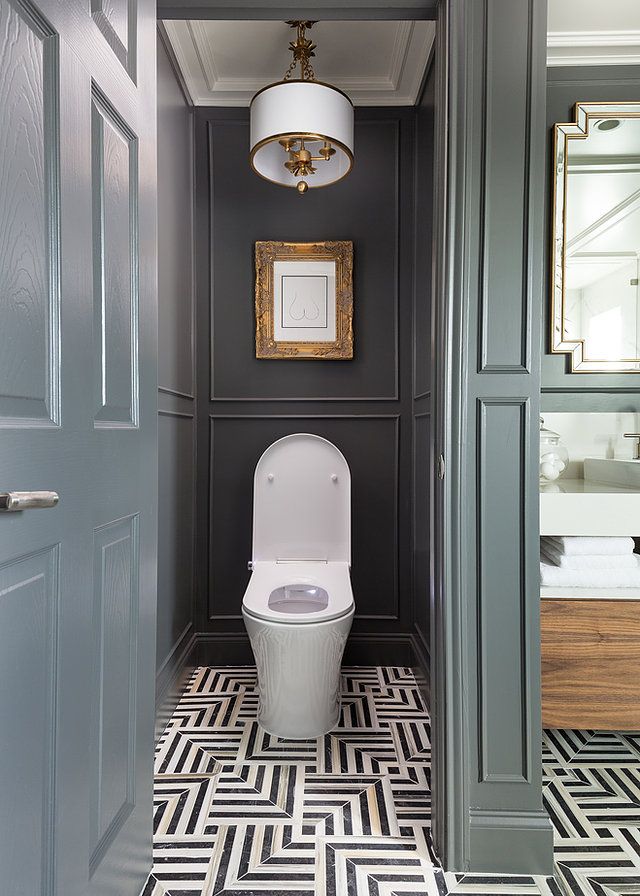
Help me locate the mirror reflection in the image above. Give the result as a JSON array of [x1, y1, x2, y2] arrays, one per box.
[[551, 103, 640, 372]]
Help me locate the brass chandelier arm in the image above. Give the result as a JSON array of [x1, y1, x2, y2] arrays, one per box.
[[278, 137, 336, 179]]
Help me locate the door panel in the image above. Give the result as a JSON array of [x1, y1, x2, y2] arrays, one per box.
[[91, 89, 138, 427], [0, 545, 58, 896], [0, 0, 156, 894], [0, 0, 59, 426], [91, 0, 136, 78], [90, 516, 139, 873]]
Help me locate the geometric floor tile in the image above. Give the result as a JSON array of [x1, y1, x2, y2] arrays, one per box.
[[186, 667, 258, 695], [169, 693, 257, 730], [204, 763, 303, 826], [543, 730, 595, 767], [315, 835, 439, 896], [391, 718, 431, 765], [236, 721, 319, 766], [338, 691, 379, 729], [140, 666, 640, 896], [370, 686, 428, 723], [569, 734, 640, 768], [341, 668, 384, 695], [208, 824, 316, 894], [153, 775, 218, 837], [301, 772, 400, 837], [388, 763, 431, 830], [319, 728, 400, 774], [554, 834, 640, 896], [144, 837, 218, 894], [155, 728, 245, 775]]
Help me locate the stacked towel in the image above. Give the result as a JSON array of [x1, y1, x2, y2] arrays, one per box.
[[544, 535, 634, 556], [540, 535, 640, 587]]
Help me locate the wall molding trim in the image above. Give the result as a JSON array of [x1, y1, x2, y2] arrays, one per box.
[[206, 111, 403, 405], [547, 31, 640, 67]]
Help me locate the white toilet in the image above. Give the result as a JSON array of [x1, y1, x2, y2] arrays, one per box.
[[242, 433, 355, 739]]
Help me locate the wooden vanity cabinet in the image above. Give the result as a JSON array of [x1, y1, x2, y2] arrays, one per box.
[[541, 598, 640, 730]]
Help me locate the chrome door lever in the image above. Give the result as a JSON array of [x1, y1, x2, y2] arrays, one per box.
[[0, 491, 59, 512]]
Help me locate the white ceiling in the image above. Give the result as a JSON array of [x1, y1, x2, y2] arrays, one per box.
[[162, 20, 435, 107], [163, 1, 640, 108]]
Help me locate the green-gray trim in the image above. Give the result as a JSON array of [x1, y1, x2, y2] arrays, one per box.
[[431, 0, 553, 874]]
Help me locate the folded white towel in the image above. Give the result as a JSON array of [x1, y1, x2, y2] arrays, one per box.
[[543, 535, 635, 556], [541, 544, 639, 570], [540, 555, 640, 587]]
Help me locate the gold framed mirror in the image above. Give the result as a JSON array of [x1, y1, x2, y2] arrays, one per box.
[[551, 102, 640, 372]]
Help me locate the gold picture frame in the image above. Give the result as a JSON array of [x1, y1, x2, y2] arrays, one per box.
[[255, 240, 353, 360]]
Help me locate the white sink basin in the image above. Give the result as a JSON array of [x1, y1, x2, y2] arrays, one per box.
[[584, 457, 640, 490], [540, 477, 640, 535]]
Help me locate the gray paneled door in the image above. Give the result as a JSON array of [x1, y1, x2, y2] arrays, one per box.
[[0, 1, 157, 895]]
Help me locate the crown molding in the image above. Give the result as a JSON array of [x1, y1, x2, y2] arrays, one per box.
[[162, 19, 434, 106], [547, 30, 640, 66]]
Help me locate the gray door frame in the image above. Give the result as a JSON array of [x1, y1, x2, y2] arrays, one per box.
[[156, 0, 553, 874], [431, 0, 553, 873]]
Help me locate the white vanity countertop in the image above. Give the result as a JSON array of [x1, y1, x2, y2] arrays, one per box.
[[541, 585, 640, 600], [540, 477, 640, 536], [541, 478, 640, 495]]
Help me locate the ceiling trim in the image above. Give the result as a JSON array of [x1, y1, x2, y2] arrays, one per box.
[[162, 20, 435, 107], [547, 30, 640, 66]]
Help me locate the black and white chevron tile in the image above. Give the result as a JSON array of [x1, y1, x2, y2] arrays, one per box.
[[141, 667, 640, 896]]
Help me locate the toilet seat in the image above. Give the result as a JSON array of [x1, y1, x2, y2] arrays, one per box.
[[242, 560, 354, 625]]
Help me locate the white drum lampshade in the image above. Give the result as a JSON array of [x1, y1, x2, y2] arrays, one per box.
[[249, 22, 354, 193]]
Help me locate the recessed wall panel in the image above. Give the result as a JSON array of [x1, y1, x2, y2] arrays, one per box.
[[209, 416, 399, 621], [90, 515, 138, 872], [92, 89, 139, 427], [0, 545, 58, 896], [208, 117, 400, 401], [0, 1, 59, 426], [157, 412, 194, 670], [413, 413, 431, 644], [477, 398, 530, 783], [479, 0, 532, 373]]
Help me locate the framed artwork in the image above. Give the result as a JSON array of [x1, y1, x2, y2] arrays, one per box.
[[254, 240, 353, 360]]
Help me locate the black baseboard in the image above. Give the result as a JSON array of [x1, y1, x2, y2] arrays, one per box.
[[155, 625, 198, 740], [195, 632, 255, 665], [193, 630, 420, 668], [410, 629, 430, 708], [155, 629, 431, 735], [343, 632, 415, 665]]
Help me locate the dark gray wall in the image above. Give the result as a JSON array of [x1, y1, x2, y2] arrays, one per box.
[[412, 62, 435, 692], [194, 106, 424, 665], [156, 34, 197, 709], [542, 64, 640, 412]]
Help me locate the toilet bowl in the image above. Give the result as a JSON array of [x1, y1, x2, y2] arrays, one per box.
[[242, 433, 355, 739]]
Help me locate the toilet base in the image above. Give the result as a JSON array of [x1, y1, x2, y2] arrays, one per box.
[[242, 608, 354, 740]]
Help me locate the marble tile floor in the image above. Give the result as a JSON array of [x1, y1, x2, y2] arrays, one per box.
[[141, 666, 640, 896]]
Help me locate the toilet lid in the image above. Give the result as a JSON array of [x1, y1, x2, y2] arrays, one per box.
[[242, 561, 354, 624], [252, 434, 350, 563]]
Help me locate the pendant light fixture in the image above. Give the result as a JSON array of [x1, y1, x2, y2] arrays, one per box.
[[249, 21, 354, 194]]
